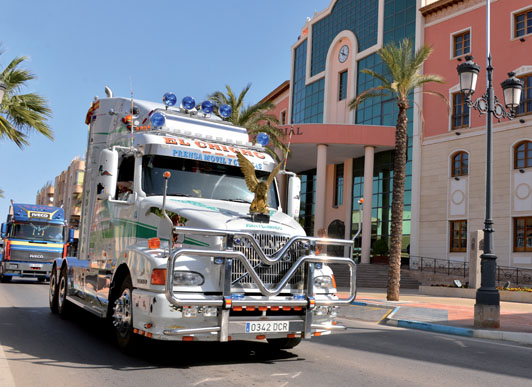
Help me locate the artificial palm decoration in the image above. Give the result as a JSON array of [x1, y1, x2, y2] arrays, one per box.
[[349, 38, 446, 301]]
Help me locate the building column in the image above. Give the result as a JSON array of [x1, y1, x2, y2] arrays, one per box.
[[344, 158, 354, 257], [361, 146, 375, 264], [314, 144, 328, 236]]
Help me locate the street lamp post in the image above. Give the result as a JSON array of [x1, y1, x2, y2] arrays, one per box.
[[456, 1, 523, 329]]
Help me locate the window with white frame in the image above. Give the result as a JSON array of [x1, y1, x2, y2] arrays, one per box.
[[452, 30, 470, 57], [514, 8, 532, 38]]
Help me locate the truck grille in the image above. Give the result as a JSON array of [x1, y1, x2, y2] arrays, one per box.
[[8, 249, 61, 262], [232, 234, 307, 287]]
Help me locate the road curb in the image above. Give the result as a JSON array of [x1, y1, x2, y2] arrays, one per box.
[[383, 315, 532, 345], [347, 301, 532, 346]]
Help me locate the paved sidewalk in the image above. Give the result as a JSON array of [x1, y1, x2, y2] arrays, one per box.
[[338, 288, 532, 345]]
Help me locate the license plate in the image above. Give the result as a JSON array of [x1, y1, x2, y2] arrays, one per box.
[[30, 264, 43, 270], [245, 321, 289, 333]]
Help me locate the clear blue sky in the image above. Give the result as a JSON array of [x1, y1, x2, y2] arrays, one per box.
[[0, 0, 329, 223]]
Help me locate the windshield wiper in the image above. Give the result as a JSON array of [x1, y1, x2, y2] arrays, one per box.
[[169, 193, 192, 197]]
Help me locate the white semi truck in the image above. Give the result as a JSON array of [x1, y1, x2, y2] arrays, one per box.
[[49, 89, 356, 352]]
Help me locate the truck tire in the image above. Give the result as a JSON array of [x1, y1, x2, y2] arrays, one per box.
[[0, 266, 12, 283], [49, 269, 59, 314], [266, 337, 302, 350], [57, 268, 71, 318], [112, 275, 140, 353]]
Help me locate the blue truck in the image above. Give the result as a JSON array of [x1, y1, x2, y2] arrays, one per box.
[[0, 203, 73, 282]]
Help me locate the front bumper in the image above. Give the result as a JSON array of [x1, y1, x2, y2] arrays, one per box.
[[1, 260, 52, 278], [131, 290, 343, 342]]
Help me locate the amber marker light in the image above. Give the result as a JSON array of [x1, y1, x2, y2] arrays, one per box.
[[148, 237, 161, 249], [151, 268, 167, 285]]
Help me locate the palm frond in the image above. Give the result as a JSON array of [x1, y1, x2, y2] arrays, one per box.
[[349, 86, 393, 110]]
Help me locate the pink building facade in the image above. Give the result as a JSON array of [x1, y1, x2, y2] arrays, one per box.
[[418, 0, 532, 268]]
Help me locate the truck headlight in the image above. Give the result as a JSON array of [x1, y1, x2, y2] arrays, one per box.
[[314, 275, 335, 289], [173, 271, 204, 286]]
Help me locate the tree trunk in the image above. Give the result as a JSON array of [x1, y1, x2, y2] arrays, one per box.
[[387, 99, 409, 301]]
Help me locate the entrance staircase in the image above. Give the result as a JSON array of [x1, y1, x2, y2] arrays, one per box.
[[330, 263, 420, 289]]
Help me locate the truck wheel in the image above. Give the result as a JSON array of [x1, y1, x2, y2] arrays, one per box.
[[112, 275, 140, 353], [266, 337, 302, 350], [57, 268, 71, 318], [49, 269, 59, 314], [0, 266, 12, 283]]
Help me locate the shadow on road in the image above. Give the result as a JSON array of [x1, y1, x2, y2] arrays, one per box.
[[312, 320, 532, 379], [0, 300, 300, 371]]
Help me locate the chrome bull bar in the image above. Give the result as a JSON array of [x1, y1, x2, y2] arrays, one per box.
[[165, 226, 357, 308]]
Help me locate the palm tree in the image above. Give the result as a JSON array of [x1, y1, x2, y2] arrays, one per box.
[[209, 84, 288, 162], [349, 38, 446, 301], [0, 55, 53, 147]]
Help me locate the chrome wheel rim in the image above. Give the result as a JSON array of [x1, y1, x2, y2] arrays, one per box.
[[113, 288, 132, 338], [58, 275, 67, 309], [49, 273, 56, 305]]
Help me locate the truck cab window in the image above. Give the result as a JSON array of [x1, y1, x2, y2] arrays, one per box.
[[116, 156, 135, 200], [142, 155, 279, 208]]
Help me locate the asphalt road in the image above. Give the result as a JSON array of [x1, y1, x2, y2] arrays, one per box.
[[1, 279, 532, 387]]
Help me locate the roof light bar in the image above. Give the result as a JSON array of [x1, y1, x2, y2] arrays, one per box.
[[181, 96, 196, 111], [163, 92, 177, 107], [219, 104, 232, 118]]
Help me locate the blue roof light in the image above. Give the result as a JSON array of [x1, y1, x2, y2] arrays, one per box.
[[256, 132, 269, 146], [181, 96, 196, 110], [201, 100, 213, 114], [150, 112, 166, 127], [163, 92, 177, 107], [219, 104, 232, 118]]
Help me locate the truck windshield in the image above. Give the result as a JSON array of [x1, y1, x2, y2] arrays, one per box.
[[142, 155, 279, 208], [10, 222, 65, 242]]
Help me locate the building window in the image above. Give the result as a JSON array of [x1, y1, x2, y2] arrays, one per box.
[[338, 70, 348, 101], [452, 92, 469, 129], [451, 151, 469, 177], [453, 30, 470, 57], [450, 220, 467, 252], [280, 110, 287, 125], [517, 73, 532, 116], [514, 141, 532, 169], [514, 217, 532, 252], [515, 9, 532, 38], [334, 164, 344, 207]]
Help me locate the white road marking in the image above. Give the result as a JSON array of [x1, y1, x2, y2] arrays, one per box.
[[193, 377, 224, 385], [0, 342, 15, 387]]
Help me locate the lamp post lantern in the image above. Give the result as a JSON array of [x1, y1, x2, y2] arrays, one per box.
[[456, 1, 523, 328]]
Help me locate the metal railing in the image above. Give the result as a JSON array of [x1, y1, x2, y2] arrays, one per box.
[[409, 255, 532, 287], [496, 265, 532, 287], [409, 256, 469, 278]]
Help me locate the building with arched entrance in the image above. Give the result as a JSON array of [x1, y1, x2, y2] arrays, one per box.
[[262, 0, 420, 264]]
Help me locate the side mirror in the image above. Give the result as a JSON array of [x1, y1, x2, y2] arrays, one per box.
[[1, 223, 6, 239], [287, 176, 301, 219], [68, 228, 75, 244], [96, 148, 118, 200]]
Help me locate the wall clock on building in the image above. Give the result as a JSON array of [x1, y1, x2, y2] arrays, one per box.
[[338, 45, 349, 63]]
